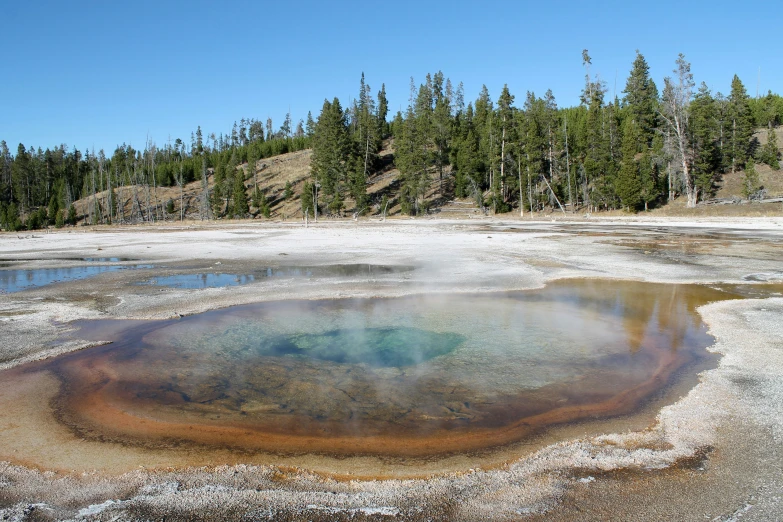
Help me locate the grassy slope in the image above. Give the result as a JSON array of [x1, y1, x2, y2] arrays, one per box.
[[74, 128, 783, 223]]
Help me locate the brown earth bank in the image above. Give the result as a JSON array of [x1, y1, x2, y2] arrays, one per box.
[[0, 217, 782, 520], [64, 131, 782, 229]]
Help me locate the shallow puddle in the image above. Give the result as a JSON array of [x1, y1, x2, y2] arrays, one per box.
[[135, 264, 414, 289], [0, 262, 152, 293], [17, 279, 737, 461]]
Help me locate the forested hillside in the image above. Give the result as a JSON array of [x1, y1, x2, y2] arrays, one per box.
[[2, 51, 782, 231]]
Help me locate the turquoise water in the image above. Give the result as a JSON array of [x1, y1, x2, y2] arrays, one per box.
[[261, 327, 463, 367], [53, 280, 726, 456]]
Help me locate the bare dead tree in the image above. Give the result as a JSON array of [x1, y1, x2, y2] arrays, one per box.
[[658, 54, 697, 207]]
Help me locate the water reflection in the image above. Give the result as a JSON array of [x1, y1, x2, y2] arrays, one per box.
[[135, 264, 415, 289], [0, 262, 152, 293]]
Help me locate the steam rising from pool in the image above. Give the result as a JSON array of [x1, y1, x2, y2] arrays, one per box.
[[44, 280, 726, 457]]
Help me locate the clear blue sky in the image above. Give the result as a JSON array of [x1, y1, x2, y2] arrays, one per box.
[[1, 0, 780, 154]]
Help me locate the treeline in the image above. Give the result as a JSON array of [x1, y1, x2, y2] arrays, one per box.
[[305, 73, 389, 218], [3, 50, 783, 230], [384, 51, 782, 216], [303, 51, 781, 219], [0, 116, 311, 231]]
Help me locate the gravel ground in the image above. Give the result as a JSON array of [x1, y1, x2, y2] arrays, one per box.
[[1, 216, 782, 520]]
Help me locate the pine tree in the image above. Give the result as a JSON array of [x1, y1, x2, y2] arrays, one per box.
[[742, 160, 760, 198], [377, 84, 389, 139], [211, 160, 226, 216], [47, 195, 59, 225], [616, 117, 642, 210], [638, 151, 658, 211], [493, 85, 515, 212], [474, 85, 493, 192], [231, 170, 249, 217], [727, 75, 753, 172], [195, 126, 203, 155], [54, 207, 64, 228], [301, 181, 314, 218], [395, 77, 435, 215], [311, 98, 350, 214], [690, 82, 721, 199], [11, 144, 32, 213], [760, 128, 780, 169], [305, 112, 315, 138], [521, 92, 548, 212], [349, 73, 379, 214], [451, 104, 480, 199], [280, 112, 292, 139], [583, 85, 611, 209], [432, 72, 452, 194], [623, 51, 658, 148]]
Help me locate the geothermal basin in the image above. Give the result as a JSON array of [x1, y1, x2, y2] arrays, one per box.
[[1, 219, 782, 521], [4, 280, 727, 466]]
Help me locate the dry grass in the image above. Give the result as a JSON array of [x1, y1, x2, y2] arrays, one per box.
[[247, 149, 312, 220], [72, 127, 783, 224], [715, 164, 783, 199]]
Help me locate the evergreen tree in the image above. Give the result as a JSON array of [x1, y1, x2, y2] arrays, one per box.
[[305, 111, 315, 138], [211, 160, 226, 216], [195, 126, 204, 155], [301, 181, 314, 218], [54, 207, 64, 228], [280, 112, 292, 139], [760, 128, 780, 169], [742, 160, 760, 198], [474, 84, 493, 191], [6, 202, 22, 231], [622, 51, 658, 148], [395, 77, 435, 215], [432, 72, 452, 195], [638, 151, 658, 211], [311, 98, 350, 214], [690, 82, 721, 199], [377, 84, 389, 139], [0, 141, 11, 204], [520, 92, 548, 212], [616, 117, 642, 210], [451, 104, 481, 199], [349, 73, 380, 213], [47, 195, 59, 225], [11, 144, 32, 213], [582, 84, 612, 209], [726, 75, 753, 172], [231, 171, 249, 217]]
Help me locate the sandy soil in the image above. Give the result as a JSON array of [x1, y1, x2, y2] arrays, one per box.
[[1, 216, 782, 520]]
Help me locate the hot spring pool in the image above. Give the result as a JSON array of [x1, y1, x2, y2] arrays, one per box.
[[34, 279, 731, 459]]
